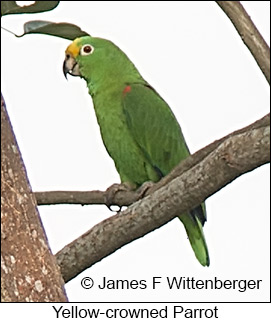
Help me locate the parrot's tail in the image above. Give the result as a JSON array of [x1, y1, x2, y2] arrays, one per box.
[[179, 212, 210, 267]]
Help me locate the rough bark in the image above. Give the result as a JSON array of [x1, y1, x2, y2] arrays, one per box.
[[1, 95, 68, 302]]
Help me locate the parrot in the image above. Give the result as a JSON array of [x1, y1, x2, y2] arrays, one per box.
[[63, 36, 210, 266]]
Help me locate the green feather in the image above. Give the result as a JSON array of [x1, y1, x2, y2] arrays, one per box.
[[65, 36, 210, 266]]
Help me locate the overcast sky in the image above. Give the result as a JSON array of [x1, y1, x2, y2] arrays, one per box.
[[1, 0, 270, 314]]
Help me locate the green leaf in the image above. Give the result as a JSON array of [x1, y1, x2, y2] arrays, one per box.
[[18, 20, 89, 40], [1, 1, 59, 17]]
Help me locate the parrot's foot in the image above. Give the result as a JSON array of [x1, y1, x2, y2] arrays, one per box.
[[104, 182, 135, 212], [136, 181, 155, 198]]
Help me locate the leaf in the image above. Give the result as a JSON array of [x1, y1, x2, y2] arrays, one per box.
[[18, 20, 89, 40], [1, 1, 59, 17]]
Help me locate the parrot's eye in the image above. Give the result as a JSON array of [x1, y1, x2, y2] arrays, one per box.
[[81, 44, 94, 56]]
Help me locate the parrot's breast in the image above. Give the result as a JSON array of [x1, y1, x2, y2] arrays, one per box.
[[92, 88, 159, 186]]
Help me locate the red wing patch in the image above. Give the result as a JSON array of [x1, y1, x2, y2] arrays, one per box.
[[123, 85, 132, 95]]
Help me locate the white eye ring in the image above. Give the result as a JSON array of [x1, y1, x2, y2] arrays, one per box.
[[81, 44, 94, 56]]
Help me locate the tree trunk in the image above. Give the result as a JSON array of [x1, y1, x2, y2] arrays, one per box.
[[1, 95, 67, 302]]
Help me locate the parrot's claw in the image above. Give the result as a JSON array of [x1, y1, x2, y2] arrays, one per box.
[[136, 181, 155, 198], [104, 183, 135, 212]]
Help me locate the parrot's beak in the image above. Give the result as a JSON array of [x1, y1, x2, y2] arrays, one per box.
[[63, 54, 81, 79]]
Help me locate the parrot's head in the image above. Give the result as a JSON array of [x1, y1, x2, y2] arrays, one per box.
[[63, 36, 141, 91], [63, 36, 94, 79]]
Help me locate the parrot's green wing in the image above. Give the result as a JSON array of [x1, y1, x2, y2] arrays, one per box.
[[122, 84, 190, 177], [122, 84, 209, 266]]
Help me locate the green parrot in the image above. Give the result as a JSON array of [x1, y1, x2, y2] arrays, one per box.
[[63, 36, 210, 266]]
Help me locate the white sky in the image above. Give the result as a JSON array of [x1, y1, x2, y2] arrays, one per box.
[[1, 0, 270, 312]]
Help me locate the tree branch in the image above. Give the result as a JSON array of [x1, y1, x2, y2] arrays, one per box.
[[35, 113, 270, 208], [55, 117, 270, 282], [216, 1, 270, 84], [34, 189, 138, 207]]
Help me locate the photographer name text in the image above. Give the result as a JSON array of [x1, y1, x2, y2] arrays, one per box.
[[81, 276, 262, 293]]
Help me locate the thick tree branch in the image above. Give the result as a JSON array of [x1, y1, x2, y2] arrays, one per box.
[[35, 113, 270, 208], [216, 1, 270, 84], [55, 120, 270, 282]]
